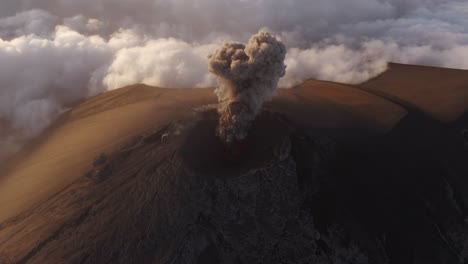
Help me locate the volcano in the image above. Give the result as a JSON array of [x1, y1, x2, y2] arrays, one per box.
[[0, 63, 467, 263]]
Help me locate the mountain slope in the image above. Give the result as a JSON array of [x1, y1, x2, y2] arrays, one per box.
[[0, 63, 467, 263]]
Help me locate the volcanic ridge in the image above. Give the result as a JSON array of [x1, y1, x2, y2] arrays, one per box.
[[0, 63, 468, 263]]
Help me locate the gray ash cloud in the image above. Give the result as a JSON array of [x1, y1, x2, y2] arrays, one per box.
[[209, 32, 286, 142]]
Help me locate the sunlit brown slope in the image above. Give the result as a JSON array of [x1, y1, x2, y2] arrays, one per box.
[[360, 63, 468, 122], [0, 85, 215, 223], [274, 80, 407, 134]]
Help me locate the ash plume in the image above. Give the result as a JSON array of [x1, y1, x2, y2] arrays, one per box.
[[209, 32, 286, 142]]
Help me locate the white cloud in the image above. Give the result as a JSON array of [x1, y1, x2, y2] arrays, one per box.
[[1, 0, 468, 160]]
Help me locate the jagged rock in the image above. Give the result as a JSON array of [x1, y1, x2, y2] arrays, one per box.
[[93, 153, 108, 167]]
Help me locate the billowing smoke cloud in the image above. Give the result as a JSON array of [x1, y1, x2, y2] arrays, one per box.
[[1, 0, 468, 161], [209, 32, 286, 142]]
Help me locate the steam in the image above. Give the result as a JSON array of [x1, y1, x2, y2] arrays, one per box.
[[1, 0, 468, 160], [209, 32, 286, 142]]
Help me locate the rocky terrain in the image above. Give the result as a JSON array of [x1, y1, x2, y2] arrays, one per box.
[[0, 63, 468, 263]]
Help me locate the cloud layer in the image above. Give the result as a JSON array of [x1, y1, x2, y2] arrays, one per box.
[[1, 0, 468, 160]]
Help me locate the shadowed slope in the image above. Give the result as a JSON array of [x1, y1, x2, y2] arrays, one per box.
[[1, 63, 468, 263], [0, 112, 339, 264], [0, 109, 466, 264]]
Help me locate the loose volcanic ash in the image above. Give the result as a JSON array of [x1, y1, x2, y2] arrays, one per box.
[[208, 31, 287, 143]]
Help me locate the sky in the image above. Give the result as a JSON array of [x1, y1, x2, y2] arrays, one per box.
[[1, 0, 468, 160]]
